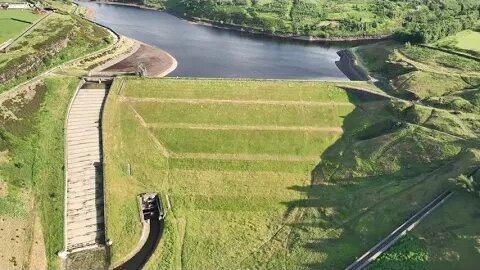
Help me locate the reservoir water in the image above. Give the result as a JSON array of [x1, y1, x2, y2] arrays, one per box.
[[81, 2, 352, 79]]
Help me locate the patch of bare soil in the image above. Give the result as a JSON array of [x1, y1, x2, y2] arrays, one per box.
[[103, 44, 176, 76], [85, 7, 96, 21], [0, 81, 46, 124], [0, 217, 30, 270], [28, 213, 46, 270]]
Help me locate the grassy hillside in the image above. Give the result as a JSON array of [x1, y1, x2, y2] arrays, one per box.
[[102, 77, 479, 269], [351, 33, 480, 270], [103, 79, 359, 268], [0, 77, 79, 269], [434, 30, 480, 57], [124, 0, 480, 41], [0, 12, 112, 93]]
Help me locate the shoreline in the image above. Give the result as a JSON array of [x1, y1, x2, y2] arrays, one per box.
[[179, 15, 392, 43], [81, 1, 392, 43], [91, 39, 178, 78], [335, 49, 371, 81]]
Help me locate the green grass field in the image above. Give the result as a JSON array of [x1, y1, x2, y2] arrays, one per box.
[[0, 10, 43, 43], [105, 78, 358, 268], [103, 78, 478, 269], [434, 30, 480, 55]]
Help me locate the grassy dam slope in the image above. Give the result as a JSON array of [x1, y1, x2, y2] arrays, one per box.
[[103, 78, 480, 269]]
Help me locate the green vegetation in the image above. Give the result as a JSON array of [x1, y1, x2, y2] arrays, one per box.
[[103, 74, 480, 269], [367, 235, 429, 270], [132, 102, 353, 127], [0, 12, 112, 93], [121, 0, 479, 41], [153, 128, 340, 156], [0, 77, 79, 268], [41, 0, 76, 13], [434, 30, 480, 56], [353, 41, 480, 99], [0, 10, 43, 43], [104, 78, 370, 268], [350, 26, 480, 269], [0, 5, 115, 268]]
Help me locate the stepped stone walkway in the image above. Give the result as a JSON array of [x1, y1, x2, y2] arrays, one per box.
[[65, 85, 107, 253]]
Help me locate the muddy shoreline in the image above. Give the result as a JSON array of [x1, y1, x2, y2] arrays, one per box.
[[81, 1, 392, 43], [91, 39, 177, 77]]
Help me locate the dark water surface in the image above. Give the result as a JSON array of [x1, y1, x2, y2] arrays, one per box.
[[81, 2, 352, 79]]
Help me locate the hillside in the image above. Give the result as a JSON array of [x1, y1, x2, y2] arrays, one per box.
[[102, 74, 480, 269], [348, 30, 480, 270], [107, 0, 480, 41], [0, 5, 114, 269], [0, 10, 112, 93]]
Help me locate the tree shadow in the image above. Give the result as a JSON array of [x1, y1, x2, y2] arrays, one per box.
[[280, 88, 469, 269]]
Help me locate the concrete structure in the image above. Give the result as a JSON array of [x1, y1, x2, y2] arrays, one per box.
[[64, 83, 108, 253]]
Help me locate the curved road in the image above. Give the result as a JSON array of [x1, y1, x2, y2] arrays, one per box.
[[114, 220, 164, 270]]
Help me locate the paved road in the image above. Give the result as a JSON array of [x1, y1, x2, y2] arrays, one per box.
[[345, 191, 453, 270], [65, 85, 108, 252]]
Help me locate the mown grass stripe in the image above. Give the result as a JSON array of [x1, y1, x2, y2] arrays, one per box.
[[125, 97, 354, 107], [147, 123, 343, 133]]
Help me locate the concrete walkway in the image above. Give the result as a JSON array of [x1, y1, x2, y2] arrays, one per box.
[[65, 85, 108, 253]]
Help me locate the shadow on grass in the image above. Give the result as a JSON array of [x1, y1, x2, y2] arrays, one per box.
[[279, 89, 469, 269]]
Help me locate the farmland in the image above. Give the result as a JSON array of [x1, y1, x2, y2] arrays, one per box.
[[102, 78, 476, 269], [0, 10, 43, 43]]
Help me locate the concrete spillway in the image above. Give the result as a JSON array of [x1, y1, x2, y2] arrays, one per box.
[[65, 86, 107, 253]]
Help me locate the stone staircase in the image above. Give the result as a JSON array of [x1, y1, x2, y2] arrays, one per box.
[[65, 86, 107, 252]]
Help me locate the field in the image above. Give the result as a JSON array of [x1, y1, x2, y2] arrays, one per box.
[[353, 40, 480, 99], [0, 10, 43, 43], [102, 78, 478, 269], [434, 30, 480, 55], [104, 79, 355, 268]]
